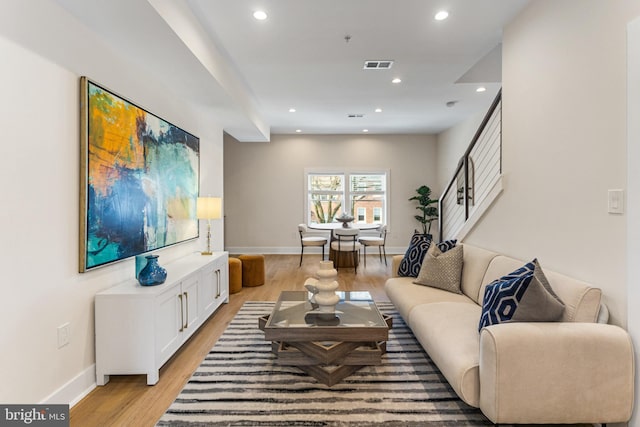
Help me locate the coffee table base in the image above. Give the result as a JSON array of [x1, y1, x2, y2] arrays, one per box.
[[259, 315, 392, 386]]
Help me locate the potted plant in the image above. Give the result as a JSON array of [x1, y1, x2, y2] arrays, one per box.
[[409, 185, 439, 236]]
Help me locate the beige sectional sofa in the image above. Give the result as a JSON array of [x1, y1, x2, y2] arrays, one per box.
[[385, 243, 634, 425]]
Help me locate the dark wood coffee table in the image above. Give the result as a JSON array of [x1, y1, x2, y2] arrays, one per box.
[[258, 290, 392, 386]]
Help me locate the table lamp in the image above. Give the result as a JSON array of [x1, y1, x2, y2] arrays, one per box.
[[196, 196, 222, 255]]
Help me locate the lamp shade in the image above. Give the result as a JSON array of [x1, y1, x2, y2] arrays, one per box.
[[197, 197, 222, 220]]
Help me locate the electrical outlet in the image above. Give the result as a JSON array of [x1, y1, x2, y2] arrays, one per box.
[[57, 323, 70, 348]]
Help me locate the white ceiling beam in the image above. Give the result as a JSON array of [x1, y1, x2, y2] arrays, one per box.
[[148, 0, 270, 141]]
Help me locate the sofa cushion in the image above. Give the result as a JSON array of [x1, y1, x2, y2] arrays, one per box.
[[413, 244, 463, 294], [384, 277, 476, 327], [478, 260, 565, 330], [459, 244, 500, 302], [409, 302, 483, 407], [398, 233, 432, 277]]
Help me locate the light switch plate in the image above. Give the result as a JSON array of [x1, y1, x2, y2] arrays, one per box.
[[608, 189, 624, 214], [57, 323, 70, 348]]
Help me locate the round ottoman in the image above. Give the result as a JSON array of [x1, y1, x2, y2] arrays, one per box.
[[238, 254, 265, 287], [228, 257, 242, 294]]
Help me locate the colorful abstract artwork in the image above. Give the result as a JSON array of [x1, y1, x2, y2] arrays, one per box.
[[79, 78, 199, 272]]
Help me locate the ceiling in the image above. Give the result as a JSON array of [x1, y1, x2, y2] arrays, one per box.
[[54, 0, 529, 141]]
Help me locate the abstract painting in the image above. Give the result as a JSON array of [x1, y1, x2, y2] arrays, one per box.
[[79, 77, 199, 272]]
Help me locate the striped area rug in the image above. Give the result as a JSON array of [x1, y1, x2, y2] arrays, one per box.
[[158, 301, 493, 426]]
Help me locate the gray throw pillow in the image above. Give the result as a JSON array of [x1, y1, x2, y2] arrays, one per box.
[[510, 259, 565, 322], [413, 244, 463, 294], [532, 259, 564, 305]]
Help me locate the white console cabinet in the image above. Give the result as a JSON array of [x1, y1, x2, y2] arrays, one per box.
[[95, 252, 229, 385]]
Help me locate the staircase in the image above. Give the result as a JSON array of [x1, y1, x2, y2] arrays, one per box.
[[439, 90, 503, 241]]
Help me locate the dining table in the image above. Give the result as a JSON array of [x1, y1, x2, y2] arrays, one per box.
[[308, 222, 381, 268]]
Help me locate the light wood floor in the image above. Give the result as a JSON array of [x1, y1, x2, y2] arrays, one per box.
[[70, 254, 392, 427]]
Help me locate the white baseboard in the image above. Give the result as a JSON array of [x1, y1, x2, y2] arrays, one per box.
[[41, 364, 96, 408], [226, 247, 405, 256], [227, 246, 302, 255]]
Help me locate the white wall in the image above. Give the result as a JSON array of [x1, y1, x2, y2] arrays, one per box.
[[224, 133, 438, 254], [0, 2, 224, 405], [462, 0, 640, 329], [627, 15, 640, 427]]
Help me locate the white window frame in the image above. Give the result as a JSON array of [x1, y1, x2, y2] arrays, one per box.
[[304, 168, 389, 226], [356, 207, 366, 223]]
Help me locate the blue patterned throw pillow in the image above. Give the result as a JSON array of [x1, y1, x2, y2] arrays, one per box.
[[398, 234, 432, 277], [437, 239, 457, 252], [478, 259, 564, 331]]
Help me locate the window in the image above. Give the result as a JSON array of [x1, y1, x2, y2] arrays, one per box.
[[350, 174, 386, 225], [306, 170, 388, 225], [373, 207, 382, 222], [307, 174, 344, 224]]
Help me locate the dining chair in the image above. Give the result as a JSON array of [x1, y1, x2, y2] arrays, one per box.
[[298, 224, 328, 267], [359, 225, 387, 267], [330, 228, 361, 273]]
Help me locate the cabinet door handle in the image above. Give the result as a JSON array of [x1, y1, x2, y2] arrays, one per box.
[[214, 269, 218, 298], [215, 269, 221, 298], [178, 294, 184, 332], [183, 292, 189, 329]]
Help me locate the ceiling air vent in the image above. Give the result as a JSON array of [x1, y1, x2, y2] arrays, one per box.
[[363, 60, 394, 70], [347, 114, 365, 118]]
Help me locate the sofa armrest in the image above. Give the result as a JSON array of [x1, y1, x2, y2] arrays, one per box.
[[479, 322, 634, 424], [391, 255, 403, 277]]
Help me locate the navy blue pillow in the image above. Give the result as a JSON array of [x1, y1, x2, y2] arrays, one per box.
[[437, 239, 457, 252], [398, 234, 432, 277]]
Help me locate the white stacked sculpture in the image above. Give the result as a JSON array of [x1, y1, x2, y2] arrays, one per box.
[[304, 261, 340, 312]]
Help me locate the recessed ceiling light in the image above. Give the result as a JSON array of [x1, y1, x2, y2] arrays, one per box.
[[434, 10, 449, 21], [392, 78, 402, 84], [295, 129, 302, 133], [253, 10, 267, 20], [375, 108, 383, 113], [362, 129, 369, 133], [476, 86, 487, 93], [289, 108, 296, 113]]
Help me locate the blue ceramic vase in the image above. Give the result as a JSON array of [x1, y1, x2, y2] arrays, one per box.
[[138, 255, 167, 286]]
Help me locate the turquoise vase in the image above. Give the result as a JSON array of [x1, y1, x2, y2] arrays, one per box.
[[138, 255, 167, 286]]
